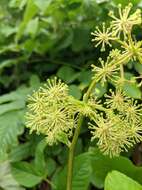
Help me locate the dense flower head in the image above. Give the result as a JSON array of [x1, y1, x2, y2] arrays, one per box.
[[25, 77, 75, 146], [89, 114, 132, 157], [91, 23, 115, 51], [109, 49, 121, 60], [25, 77, 98, 146], [91, 3, 142, 57], [124, 99, 142, 123], [122, 40, 142, 61], [25, 4, 142, 158], [91, 58, 119, 85], [108, 3, 141, 37], [89, 89, 142, 157], [89, 3, 142, 157], [105, 90, 142, 122], [105, 89, 128, 112], [89, 110, 142, 157], [40, 77, 69, 103]]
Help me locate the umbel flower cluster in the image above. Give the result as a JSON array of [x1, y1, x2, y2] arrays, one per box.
[[89, 90, 142, 157], [26, 78, 75, 146], [26, 78, 93, 146], [26, 3, 142, 157]]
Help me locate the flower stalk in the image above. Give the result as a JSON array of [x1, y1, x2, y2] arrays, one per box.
[[66, 78, 97, 190]]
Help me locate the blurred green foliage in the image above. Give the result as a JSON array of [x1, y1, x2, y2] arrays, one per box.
[[0, 0, 142, 189]]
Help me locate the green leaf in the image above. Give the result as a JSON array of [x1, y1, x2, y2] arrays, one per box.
[[11, 162, 42, 187], [0, 86, 30, 104], [78, 70, 92, 85], [55, 30, 73, 51], [72, 153, 92, 190], [69, 85, 82, 99], [0, 101, 25, 116], [0, 85, 32, 122], [72, 27, 90, 52], [90, 148, 142, 188], [78, 70, 92, 90], [134, 62, 142, 74], [58, 138, 83, 165], [0, 161, 24, 190], [0, 25, 17, 37], [57, 66, 78, 84], [9, 0, 27, 9], [46, 158, 56, 177], [57, 132, 70, 147], [10, 143, 31, 162], [34, 139, 47, 176], [0, 59, 17, 70], [29, 74, 40, 88], [0, 110, 24, 157], [0, 78, 39, 114], [53, 152, 92, 190], [16, 0, 38, 40], [105, 171, 142, 190], [34, 0, 52, 12], [25, 17, 39, 38], [93, 82, 107, 98], [123, 82, 141, 99], [121, 72, 141, 99], [111, 71, 141, 99]]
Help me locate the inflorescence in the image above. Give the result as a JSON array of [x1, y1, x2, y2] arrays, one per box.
[[89, 3, 142, 156], [26, 3, 142, 157], [25, 78, 96, 146], [25, 78, 76, 146]]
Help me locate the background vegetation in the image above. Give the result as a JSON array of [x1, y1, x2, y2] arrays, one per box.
[[0, 0, 142, 190]]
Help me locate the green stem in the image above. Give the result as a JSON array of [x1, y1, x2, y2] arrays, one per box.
[[137, 54, 142, 64], [66, 41, 132, 190], [111, 52, 131, 67], [66, 79, 96, 190], [66, 115, 84, 190], [44, 178, 56, 189], [120, 64, 124, 79]]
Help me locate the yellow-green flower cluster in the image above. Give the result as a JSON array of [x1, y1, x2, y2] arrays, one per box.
[[25, 77, 75, 146], [105, 90, 142, 123], [122, 40, 142, 62], [89, 114, 132, 157], [89, 90, 142, 157], [91, 3, 142, 51], [25, 4, 142, 159], [91, 23, 115, 51], [91, 57, 119, 85], [25, 78, 97, 146], [90, 3, 142, 156], [109, 3, 141, 37], [105, 90, 128, 111]]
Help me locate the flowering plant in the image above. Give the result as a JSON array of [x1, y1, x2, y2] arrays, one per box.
[[26, 3, 142, 190]]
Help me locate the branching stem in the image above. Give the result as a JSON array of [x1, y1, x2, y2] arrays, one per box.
[[66, 79, 96, 190], [66, 47, 132, 190], [120, 64, 124, 79]]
